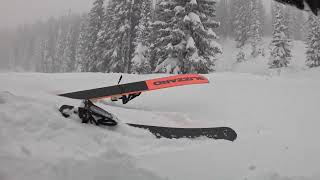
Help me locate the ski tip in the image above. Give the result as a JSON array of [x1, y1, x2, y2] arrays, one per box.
[[127, 124, 237, 142], [222, 127, 237, 142]]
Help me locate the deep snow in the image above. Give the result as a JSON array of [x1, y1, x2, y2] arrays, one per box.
[[1, 40, 320, 180], [1, 69, 320, 180]]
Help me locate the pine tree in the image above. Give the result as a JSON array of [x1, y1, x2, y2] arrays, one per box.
[[306, 14, 320, 68], [283, 5, 293, 39], [54, 25, 67, 72], [62, 26, 78, 72], [46, 18, 60, 73], [232, 0, 265, 60], [151, 0, 177, 73], [40, 40, 50, 72], [236, 49, 246, 62], [248, 0, 263, 57], [269, 3, 292, 69], [232, 0, 251, 48], [40, 37, 55, 73], [258, 0, 266, 37], [131, 0, 153, 74], [75, 16, 89, 72], [85, 0, 105, 72], [216, 0, 231, 39], [154, 0, 222, 74], [96, 0, 135, 73], [183, 0, 222, 73], [231, 0, 251, 62]]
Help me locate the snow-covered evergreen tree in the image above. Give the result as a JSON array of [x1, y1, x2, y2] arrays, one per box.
[[62, 26, 78, 72], [46, 18, 60, 73], [236, 49, 246, 62], [248, 0, 263, 57], [131, 0, 153, 74], [269, 3, 292, 69], [283, 5, 293, 39], [231, 0, 251, 62], [231, 0, 251, 48], [151, 0, 176, 73], [154, 0, 222, 74], [258, 0, 266, 36], [96, 0, 134, 73], [84, 0, 105, 72], [216, 0, 231, 39], [232, 0, 264, 59], [306, 14, 320, 68], [75, 16, 89, 72], [182, 0, 222, 73], [53, 14, 81, 72], [40, 40, 51, 73], [54, 25, 67, 72]]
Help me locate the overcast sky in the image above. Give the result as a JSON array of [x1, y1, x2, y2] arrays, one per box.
[[0, 0, 95, 29], [0, 0, 272, 29]]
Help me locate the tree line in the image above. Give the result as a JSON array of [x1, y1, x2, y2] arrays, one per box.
[[1, 0, 320, 72]]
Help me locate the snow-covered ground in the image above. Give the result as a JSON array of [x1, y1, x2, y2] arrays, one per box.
[[1, 40, 320, 180]]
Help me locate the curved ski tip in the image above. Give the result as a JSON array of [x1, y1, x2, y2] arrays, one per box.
[[225, 127, 237, 142]]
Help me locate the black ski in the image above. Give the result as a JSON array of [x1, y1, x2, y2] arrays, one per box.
[[59, 104, 237, 141], [127, 123, 237, 141]]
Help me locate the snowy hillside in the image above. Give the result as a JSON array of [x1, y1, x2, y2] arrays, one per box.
[[216, 38, 309, 74], [1, 65, 320, 180]]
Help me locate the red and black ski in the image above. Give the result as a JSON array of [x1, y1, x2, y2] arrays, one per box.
[[59, 74, 209, 101]]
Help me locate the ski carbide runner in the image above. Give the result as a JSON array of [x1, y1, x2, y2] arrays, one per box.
[[58, 74, 209, 100]]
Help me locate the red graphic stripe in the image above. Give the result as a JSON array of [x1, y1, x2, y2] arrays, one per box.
[[146, 74, 209, 91]]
